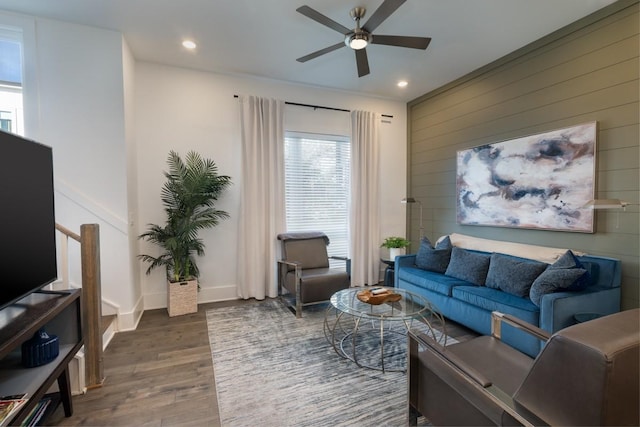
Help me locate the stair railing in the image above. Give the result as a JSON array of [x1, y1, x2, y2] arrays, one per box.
[[55, 223, 104, 389]]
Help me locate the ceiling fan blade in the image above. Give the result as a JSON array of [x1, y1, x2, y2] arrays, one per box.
[[371, 35, 431, 50], [296, 5, 351, 35], [355, 49, 370, 77], [296, 42, 345, 63], [363, 0, 406, 33]]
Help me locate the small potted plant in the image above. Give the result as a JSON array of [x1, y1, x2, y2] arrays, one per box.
[[381, 236, 411, 260], [139, 150, 231, 317]]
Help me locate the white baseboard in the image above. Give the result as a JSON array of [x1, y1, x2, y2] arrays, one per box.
[[144, 284, 238, 311], [198, 284, 238, 303], [116, 295, 145, 331]]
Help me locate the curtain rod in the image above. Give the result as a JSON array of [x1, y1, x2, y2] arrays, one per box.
[[233, 95, 393, 118]]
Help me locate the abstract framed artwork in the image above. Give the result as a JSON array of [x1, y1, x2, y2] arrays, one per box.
[[456, 122, 597, 233]]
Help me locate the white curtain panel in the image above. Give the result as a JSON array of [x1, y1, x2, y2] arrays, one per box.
[[237, 96, 286, 299], [349, 110, 381, 287]]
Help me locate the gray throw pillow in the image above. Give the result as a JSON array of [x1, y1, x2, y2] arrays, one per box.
[[415, 236, 452, 273], [444, 247, 491, 286], [530, 267, 587, 306], [485, 253, 547, 298], [529, 250, 589, 306], [550, 250, 591, 291]]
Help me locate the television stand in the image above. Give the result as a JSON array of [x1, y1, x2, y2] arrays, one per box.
[[0, 289, 83, 426]]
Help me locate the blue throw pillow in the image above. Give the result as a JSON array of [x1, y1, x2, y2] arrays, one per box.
[[415, 236, 452, 273], [530, 267, 587, 306], [485, 253, 547, 298], [444, 247, 491, 286], [551, 250, 591, 291]]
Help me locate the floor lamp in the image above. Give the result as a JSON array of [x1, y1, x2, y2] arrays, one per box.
[[401, 197, 423, 239]]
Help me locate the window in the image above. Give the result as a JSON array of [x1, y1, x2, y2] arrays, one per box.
[[0, 111, 12, 132], [0, 27, 24, 135], [284, 132, 350, 265], [0, 38, 22, 85]]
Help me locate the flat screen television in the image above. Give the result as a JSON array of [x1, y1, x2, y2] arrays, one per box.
[[0, 130, 57, 310]]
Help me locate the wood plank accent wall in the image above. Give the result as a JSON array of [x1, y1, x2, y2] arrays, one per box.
[[407, 0, 639, 309]]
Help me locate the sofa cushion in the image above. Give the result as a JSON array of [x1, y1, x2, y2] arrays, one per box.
[[452, 286, 539, 323], [445, 247, 491, 286], [397, 266, 469, 297], [486, 253, 547, 297], [529, 268, 588, 307], [415, 235, 452, 273]]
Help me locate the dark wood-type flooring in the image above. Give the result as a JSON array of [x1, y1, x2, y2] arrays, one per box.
[[48, 297, 476, 426]]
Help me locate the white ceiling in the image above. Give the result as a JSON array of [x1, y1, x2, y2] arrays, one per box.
[[0, 0, 617, 101]]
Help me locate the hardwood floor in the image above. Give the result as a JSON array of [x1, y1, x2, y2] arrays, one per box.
[[48, 299, 255, 426], [48, 297, 475, 426]]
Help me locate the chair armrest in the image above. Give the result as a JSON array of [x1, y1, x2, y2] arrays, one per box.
[[277, 260, 301, 278], [329, 256, 351, 278], [278, 260, 301, 268], [408, 331, 537, 427], [491, 311, 550, 342], [409, 331, 492, 387]]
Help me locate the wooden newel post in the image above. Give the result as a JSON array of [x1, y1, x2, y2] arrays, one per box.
[[80, 223, 104, 388]]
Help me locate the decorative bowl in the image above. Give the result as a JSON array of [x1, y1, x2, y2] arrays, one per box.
[[357, 289, 402, 305]]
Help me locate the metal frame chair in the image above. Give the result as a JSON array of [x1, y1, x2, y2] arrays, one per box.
[[277, 232, 350, 318]]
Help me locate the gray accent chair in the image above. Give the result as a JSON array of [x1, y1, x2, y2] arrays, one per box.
[[277, 232, 350, 318], [408, 308, 640, 426]]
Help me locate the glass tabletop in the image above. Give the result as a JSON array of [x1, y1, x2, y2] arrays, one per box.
[[329, 287, 436, 320]]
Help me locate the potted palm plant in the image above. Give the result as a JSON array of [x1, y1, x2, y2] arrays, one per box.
[[381, 236, 411, 260], [139, 150, 231, 317]]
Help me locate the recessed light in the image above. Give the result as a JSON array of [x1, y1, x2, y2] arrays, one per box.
[[397, 80, 408, 88], [182, 40, 197, 50]]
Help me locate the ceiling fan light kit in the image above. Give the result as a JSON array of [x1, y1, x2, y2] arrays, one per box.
[[296, 0, 431, 77], [182, 40, 197, 50], [347, 33, 370, 50]]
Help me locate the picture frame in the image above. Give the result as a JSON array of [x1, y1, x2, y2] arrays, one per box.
[[456, 122, 597, 233]]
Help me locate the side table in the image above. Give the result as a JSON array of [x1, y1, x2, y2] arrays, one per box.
[[380, 258, 395, 287]]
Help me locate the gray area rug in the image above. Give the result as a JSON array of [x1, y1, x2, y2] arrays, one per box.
[[206, 299, 454, 427]]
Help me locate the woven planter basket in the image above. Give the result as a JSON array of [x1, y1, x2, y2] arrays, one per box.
[[167, 279, 198, 317]]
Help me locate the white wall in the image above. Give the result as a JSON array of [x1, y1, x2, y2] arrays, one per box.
[[34, 19, 128, 217], [0, 11, 141, 328], [135, 63, 408, 308], [32, 19, 137, 322]]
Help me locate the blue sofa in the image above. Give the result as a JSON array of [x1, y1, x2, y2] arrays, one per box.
[[395, 237, 621, 357]]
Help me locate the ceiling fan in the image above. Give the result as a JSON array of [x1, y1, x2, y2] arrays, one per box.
[[296, 0, 431, 77]]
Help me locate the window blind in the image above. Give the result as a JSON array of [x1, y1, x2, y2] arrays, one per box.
[[284, 132, 350, 265]]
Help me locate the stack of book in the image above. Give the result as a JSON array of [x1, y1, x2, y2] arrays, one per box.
[[0, 394, 55, 427], [20, 396, 52, 427], [0, 394, 27, 426]]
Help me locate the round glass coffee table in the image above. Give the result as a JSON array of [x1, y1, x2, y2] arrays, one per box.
[[323, 287, 446, 372]]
